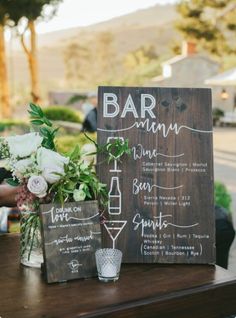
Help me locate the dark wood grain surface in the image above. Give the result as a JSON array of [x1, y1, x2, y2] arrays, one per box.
[[1, 234, 236, 318], [97, 86, 215, 264], [40, 201, 101, 283]]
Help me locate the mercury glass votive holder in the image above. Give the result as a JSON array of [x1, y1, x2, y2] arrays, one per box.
[[95, 248, 122, 282]]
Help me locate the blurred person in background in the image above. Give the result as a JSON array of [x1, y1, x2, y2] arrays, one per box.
[[82, 92, 98, 133]]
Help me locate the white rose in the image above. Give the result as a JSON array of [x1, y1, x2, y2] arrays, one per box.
[[73, 189, 86, 202], [27, 175, 48, 198], [42, 166, 63, 184], [6, 133, 43, 158], [37, 147, 69, 184], [14, 158, 34, 175]]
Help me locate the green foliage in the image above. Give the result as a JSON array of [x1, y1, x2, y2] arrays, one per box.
[[171, 42, 182, 55], [29, 103, 52, 126], [0, 137, 9, 159], [50, 151, 108, 207], [120, 45, 160, 85], [28, 103, 57, 151], [214, 181, 232, 212], [66, 94, 87, 105], [98, 138, 131, 163], [7, 0, 62, 23], [212, 107, 224, 125], [0, 0, 62, 28], [124, 45, 158, 69], [43, 106, 82, 123], [118, 60, 161, 86], [6, 178, 20, 187], [176, 0, 236, 56], [0, 120, 29, 133], [221, 54, 236, 70], [213, 108, 224, 118], [83, 133, 132, 167], [52, 134, 132, 206], [56, 133, 96, 154]]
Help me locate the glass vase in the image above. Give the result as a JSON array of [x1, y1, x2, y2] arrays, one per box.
[[20, 211, 43, 268]]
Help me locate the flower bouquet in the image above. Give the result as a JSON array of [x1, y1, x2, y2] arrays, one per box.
[[0, 104, 109, 267]]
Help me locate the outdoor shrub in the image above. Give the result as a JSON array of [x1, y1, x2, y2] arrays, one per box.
[[56, 133, 96, 154], [66, 94, 87, 105], [214, 181, 232, 213], [43, 106, 82, 123], [0, 120, 29, 134], [212, 108, 224, 125], [212, 108, 224, 118]]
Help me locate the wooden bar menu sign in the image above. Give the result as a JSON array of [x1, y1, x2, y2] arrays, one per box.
[[40, 201, 101, 283], [97, 86, 215, 264]]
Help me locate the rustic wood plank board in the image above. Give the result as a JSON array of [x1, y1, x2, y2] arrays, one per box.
[[97, 86, 215, 264], [40, 200, 101, 283]]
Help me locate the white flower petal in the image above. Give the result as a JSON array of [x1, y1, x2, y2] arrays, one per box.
[[37, 147, 69, 184], [73, 189, 86, 202], [14, 158, 34, 174], [27, 175, 48, 198], [6, 133, 43, 158]]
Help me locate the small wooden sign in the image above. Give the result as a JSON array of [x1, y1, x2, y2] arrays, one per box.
[[97, 86, 215, 264], [40, 200, 101, 283]]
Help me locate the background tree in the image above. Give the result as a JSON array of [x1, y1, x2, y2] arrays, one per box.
[[176, 0, 236, 57], [95, 32, 115, 83], [120, 44, 160, 86], [0, 2, 11, 118], [63, 31, 116, 88], [9, 0, 62, 103], [64, 43, 90, 88], [124, 45, 158, 70]]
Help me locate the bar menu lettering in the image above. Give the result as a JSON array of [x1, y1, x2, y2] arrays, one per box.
[[97, 86, 215, 264]]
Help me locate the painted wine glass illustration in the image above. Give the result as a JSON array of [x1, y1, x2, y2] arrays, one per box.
[[107, 136, 124, 172], [104, 220, 127, 249]]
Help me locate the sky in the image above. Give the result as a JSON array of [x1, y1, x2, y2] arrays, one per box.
[[37, 0, 177, 34]]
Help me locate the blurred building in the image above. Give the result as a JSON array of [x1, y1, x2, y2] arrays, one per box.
[[150, 42, 219, 87], [150, 42, 236, 115], [205, 68, 236, 114]]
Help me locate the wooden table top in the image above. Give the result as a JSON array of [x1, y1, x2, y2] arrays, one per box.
[[1, 234, 236, 318]]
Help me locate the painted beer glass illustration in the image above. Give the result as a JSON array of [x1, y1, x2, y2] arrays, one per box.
[[107, 136, 124, 172]]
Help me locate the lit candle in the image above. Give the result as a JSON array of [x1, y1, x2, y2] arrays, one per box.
[[101, 263, 117, 278]]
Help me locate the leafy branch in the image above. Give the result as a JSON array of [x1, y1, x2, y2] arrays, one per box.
[[84, 132, 131, 163], [50, 153, 108, 207], [28, 103, 58, 151]]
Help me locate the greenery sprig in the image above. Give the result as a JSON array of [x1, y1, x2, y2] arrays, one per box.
[[84, 132, 131, 163], [50, 145, 108, 207], [28, 103, 58, 150]]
